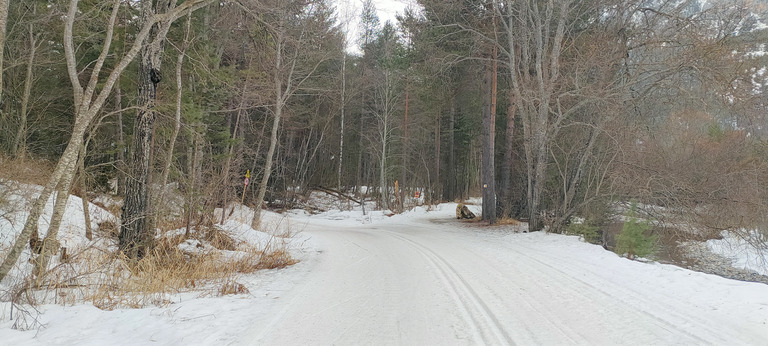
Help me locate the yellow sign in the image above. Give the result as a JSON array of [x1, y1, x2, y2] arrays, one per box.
[[245, 170, 251, 179]]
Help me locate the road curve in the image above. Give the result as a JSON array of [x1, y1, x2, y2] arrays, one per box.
[[241, 218, 768, 345]]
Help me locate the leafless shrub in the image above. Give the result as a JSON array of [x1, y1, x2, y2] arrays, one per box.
[[613, 110, 768, 241]]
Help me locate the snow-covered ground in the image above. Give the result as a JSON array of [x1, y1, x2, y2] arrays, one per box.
[[0, 182, 118, 284], [1, 189, 768, 344], [707, 230, 768, 276]]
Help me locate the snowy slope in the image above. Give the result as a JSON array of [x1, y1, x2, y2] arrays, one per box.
[[0, 182, 118, 283]]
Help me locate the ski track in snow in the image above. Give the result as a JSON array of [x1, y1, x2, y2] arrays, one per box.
[[239, 216, 768, 345], [3, 206, 768, 345]]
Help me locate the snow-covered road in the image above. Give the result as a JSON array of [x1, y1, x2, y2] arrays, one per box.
[[3, 205, 767, 345], [244, 216, 768, 345]]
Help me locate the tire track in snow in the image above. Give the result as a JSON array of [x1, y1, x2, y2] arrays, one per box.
[[382, 230, 515, 345]]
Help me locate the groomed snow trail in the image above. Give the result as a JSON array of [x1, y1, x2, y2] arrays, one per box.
[[242, 217, 768, 345]]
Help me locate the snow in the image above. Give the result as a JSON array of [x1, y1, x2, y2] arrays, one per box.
[[0, 182, 118, 283], [2, 187, 768, 344], [707, 230, 768, 276]]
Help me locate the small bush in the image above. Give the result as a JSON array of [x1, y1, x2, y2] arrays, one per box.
[[567, 220, 601, 244], [615, 206, 657, 259]]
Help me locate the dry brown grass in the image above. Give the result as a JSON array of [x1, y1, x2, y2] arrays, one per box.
[[12, 229, 300, 311], [496, 217, 521, 226], [89, 241, 267, 309], [154, 216, 187, 234], [0, 155, 54, 186], [219, 280, 250, 295], [3, 178, 300, 311], [256, 248, 298, 269], [201, 227, 238, 251]]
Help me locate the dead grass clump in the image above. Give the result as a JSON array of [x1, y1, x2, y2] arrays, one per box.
[[257, 249, 298, 270], [202, 227, 238, 251], [88, 237, 298, 309], [219, 281, 249, 296], [227, 247, 298, 272]]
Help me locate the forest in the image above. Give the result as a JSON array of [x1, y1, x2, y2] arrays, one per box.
[[1, 0, 768, 282]]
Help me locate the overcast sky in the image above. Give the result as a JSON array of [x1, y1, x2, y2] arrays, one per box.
[[333, 0, 419, 53]]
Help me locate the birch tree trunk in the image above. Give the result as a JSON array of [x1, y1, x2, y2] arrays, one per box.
[[220, 89, 244, 223], [79, 144, 93, 241], [0, 0, 9, 103], [159, 10, 192, 205], [115, 79, 126, 195], [12, 21, 38, 158], [34, 157, 78, 284], [251, 33, 285, 229], [377, 70, 392, 210]]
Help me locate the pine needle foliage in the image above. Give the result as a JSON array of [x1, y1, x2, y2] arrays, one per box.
[[615, 204, 658, 260]]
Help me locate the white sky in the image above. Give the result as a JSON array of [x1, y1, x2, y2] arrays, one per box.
[[333, 0, 419, 54]]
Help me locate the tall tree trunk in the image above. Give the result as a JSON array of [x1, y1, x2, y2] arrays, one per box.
[[33, 143, 79, 283], [378, 71, 391, 210], [0, 0, 9, 103], [6, 127, 84, 283], [79, 144, 92, 241], [251, 34, 285, 229], [445, 94, 456, 201], [338, 50, 346, 190], [434, 113, 441, 203], [12, 22, 38, 158], [356, 95, 365, 196], [481, 47, 498, 225], [502, 88, 516, 217], [185, 127, 203, 236], [120, 0, 174, 258], [400, 81, 409, 211], [115, 78, 126, 196], [159, 10, 192, 212], [221, 88, 245, 223]]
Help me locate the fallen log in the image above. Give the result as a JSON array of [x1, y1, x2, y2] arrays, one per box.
[[311, 186, 363, 205]]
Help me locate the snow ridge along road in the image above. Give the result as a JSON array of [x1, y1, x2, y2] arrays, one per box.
[[242, 215, 768, 345]]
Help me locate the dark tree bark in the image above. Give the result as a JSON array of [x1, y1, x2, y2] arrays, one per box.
[[120, 0, 173, 258], [501, 88, 516, 217], [444, 94, 456, 201]]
